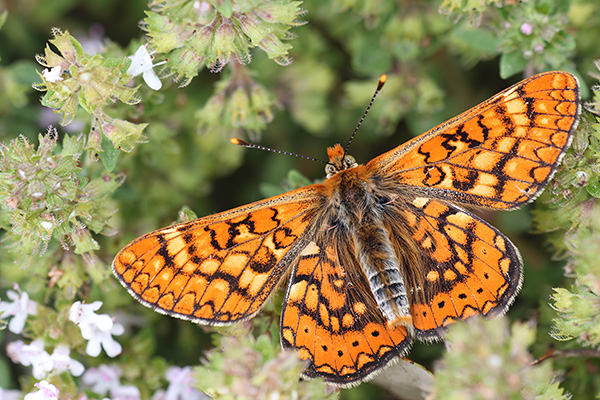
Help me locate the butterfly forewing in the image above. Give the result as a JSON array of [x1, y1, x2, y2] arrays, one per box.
[[368, 71, 580, 209], [113, 187, 322, 324]]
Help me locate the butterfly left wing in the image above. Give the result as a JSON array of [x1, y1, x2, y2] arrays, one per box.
[[281, 234, 411, 386], [113, 186, 323, 325], [368, 71, 580, 210]]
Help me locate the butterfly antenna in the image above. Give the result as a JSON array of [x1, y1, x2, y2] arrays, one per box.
[[344, 74, 387, 155], [230, 138, 329, 165]]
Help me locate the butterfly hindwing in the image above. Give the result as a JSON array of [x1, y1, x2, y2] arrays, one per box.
[[113, 187, 321, 325], [368, 71, 580, 210], [281, 236, 411, 386], [394, 197, 522, 337]]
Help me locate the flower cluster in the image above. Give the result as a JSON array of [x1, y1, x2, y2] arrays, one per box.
[[196, 333, 331, 399], [144, 0, 304, 85], [33, 28, 147, 152], [495, 1, 576, 77], [195, 60, 276, 138], [431, 317, 570, 399], [7, 340, 84, 379], [152, 366, 207, 400], [0, 130, 123, 260], [81, 364, 140, 399]]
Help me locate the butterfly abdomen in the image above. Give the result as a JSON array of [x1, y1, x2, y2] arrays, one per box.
[[328, 168, 415, 327], [354, 218, 413, 327]]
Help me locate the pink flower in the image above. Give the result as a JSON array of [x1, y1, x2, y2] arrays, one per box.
[[520, 23, 533, 35], [82, 364, 140, 400], [82, 364, 122, 395], [23, 381, 59, 400], [162, 366, 206, 400]]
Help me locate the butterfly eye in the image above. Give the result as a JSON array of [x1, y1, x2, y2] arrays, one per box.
[[343, 155, 357, 169], [325, 163, 337, 177]]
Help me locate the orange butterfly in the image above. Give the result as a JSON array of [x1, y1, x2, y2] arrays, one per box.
[[113, 71, 580, 386]]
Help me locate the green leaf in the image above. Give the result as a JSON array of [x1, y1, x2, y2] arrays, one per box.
[[586, 175, 600, 198], [0, 10, 7, 31], [499, 50, 529, 79], [100, 133, 119, 172], [214, 0, 233, 18]]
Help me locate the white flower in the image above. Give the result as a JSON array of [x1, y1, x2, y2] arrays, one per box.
[[69, 301, 124, 357], [82, 364, 122, 395], [0, 285, 38, 334], [41, 66, 63, 83], [127, 45, 166, 90], [49, 345, 85, 377], [110, 385, 141, 400], [0, 387, 22, 400], [23, 380, 59, 400], [159, 366, 206, 400]]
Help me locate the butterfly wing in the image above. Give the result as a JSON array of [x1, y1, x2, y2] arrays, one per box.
[[384, 197, 522, 338], [368, 71, 580, 210], [113, 186, 323, 325], [281, 233, 411, 386]]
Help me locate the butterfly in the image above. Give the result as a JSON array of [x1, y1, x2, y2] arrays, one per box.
[[113, 71, 580, 386]]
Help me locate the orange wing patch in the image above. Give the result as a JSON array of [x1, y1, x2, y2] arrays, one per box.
[[281, 239, 410, 385], [399, 198, 521, 336], [369, 71, 579, 209], [114, 188, 320, 324]]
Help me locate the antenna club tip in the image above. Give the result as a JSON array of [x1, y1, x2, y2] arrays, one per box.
[[230, 138, 246, 146], [378, 74, 387, 88]]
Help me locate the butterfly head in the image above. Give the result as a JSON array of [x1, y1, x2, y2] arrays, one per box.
[[325, 144, 357, 178]]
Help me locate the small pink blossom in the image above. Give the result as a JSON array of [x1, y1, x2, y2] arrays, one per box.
[[520, 23, 533, 35], [160, 366, 207, 400], [23, 381, 59, 400], [110, 385, 141, 400], [0, 285, 38, 334], [82, 364, 122, 395], [69, 301, 124, 357]]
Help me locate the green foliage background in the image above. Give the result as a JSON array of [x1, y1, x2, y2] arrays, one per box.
[[1, 0, 600, 398]]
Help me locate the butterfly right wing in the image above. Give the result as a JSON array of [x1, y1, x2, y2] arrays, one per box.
[[113, 186, 323, 325], [368, 71, 580, 210], [281, 233, 411, 386]]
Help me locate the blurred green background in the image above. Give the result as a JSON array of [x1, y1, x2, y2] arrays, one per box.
[[1, 0, 600, 398]]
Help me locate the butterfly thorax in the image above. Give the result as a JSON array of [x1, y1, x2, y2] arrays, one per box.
[[319, 164, 420, 328]]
